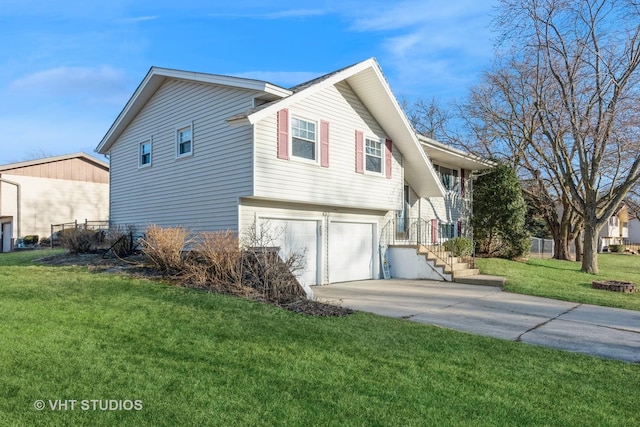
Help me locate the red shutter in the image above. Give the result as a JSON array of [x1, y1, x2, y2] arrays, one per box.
[[277, 109, 289, 160], [431, 219, 438, 244], [320, 120, 329, 168], [385, 138, 393, 179], [355, 130, 364, 174], [460, 168, 465, 196]]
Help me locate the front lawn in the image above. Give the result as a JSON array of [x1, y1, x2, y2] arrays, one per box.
[[1, 250, 638, 426], [475, 254, 640, 311]]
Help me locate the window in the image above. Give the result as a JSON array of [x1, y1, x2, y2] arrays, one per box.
[[365, 138, 382, 173], [291, 117, 316, 160], [439, 222, 455, 239], [435, 164, 459, 192], [176, 125, 192, 157], [139, 140, 151, 167]]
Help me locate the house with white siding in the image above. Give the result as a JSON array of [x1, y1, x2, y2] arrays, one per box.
[[0, 153, 109, 252], [96, 58, 491, 285], [598, 203, 631, 251]]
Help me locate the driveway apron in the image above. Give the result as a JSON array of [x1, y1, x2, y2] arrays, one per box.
[[313, 280, 640, 363]]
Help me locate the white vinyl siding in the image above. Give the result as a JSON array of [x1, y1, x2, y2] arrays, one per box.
[[254, 81, 402, 211], [108, 79, 256, 232]]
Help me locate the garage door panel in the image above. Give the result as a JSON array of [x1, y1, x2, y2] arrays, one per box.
[[260, 218, 318, 286], [329, 221, 374, 283]]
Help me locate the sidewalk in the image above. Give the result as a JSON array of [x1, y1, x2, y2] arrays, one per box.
[[313, 279, 640, 363]]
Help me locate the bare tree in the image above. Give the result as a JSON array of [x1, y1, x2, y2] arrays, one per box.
[[461, 55, 583, 260], [403, 97, 454, 142], [475, 0, 640, 273]]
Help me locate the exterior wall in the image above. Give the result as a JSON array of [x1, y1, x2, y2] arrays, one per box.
[[386, 247, 449, 281], [418, 167, 471, 238], [254, 81, 404, 212], [1, 158, 108, 183], [0, 174, 109, 239], [239, 198, 388, 284], [108, 79, 256, 232], [629, 218, 640, 244]]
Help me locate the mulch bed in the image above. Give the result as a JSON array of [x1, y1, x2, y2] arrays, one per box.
[[36, 252, 353, 317]]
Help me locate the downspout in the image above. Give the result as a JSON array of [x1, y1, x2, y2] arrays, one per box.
[[0, 178, 21, 240]]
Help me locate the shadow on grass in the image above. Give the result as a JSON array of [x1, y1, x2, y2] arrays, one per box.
[[525, 259, 583, 272]]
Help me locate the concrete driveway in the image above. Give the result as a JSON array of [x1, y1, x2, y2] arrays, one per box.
[[313, 279, 640, 363]]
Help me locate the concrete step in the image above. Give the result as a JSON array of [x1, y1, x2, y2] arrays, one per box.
[[444, 262, 474, 272], [454, 274, 506, 287], [451, 268, 480, 278]]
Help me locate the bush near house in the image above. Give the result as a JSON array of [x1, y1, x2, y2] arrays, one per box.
[[22, 235, 39, 246], [139, 225, 305, 302], [608, 244, 626, 253], [443, 237, 474, 257], [472, 163, 530, 259], [59, 229, 104, 254]]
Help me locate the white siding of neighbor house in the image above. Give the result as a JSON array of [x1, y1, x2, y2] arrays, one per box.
[[239, 198, 388, 284], [0, 174, 109, 239], [254, 81, 404, 212], [108, 79, 256, 232]]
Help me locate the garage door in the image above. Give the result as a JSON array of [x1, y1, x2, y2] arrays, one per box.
[[329, 221, 374, 283], [260, 218, 319, 286]]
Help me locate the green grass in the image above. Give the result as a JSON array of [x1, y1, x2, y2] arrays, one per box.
[[475, 254, 640, 311], [1, 250, 639, 426]]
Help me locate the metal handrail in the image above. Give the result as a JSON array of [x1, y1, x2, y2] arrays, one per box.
[[380, 217, 456, 272]]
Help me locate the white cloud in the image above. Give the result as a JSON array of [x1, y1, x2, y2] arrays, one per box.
[[209, 9, 326, 20], [119, 15, 158, 23], [9, 66, 129, 99], [263, 9, 326, 19]]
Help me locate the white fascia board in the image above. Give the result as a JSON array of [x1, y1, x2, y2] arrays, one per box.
[[245, 59, 376, 125], [96, 67, 291, 154], [155, 68, 292, 96]]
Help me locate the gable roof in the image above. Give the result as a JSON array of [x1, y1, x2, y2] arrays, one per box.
[[0, 152, 108, 172], [229, 58, 444, 198], [96, 67, 291, 154], [96, 59, 444, 198]]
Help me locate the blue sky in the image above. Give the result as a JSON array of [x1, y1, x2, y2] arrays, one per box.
[[0, 0, 497, 165]]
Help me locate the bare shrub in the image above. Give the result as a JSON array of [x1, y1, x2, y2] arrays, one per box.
[[60, 228, 102, 254], [105, 225, 139, 258], [140, 225, 191, 275], [241, 222, 307, 302], [185, 231, 244, 291]]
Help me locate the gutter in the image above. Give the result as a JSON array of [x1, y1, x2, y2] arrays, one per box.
[[0, 178, 21, 240]]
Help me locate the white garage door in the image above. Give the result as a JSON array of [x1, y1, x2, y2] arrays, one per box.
[[260, 218, 319, 286], [329, 221, 374, 283]]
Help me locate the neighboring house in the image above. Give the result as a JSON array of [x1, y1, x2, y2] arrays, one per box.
[[598, 203, 629, 251], [96, 58, 490, 285], [0, 153, 109, 252]]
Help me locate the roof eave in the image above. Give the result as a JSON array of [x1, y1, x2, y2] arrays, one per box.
[[96, 67, 291, 154]]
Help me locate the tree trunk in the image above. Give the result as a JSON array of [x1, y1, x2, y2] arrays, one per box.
[[552, 218, 572, 260], [574, 230, 583, 262], [581, 224, 599, 274]]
